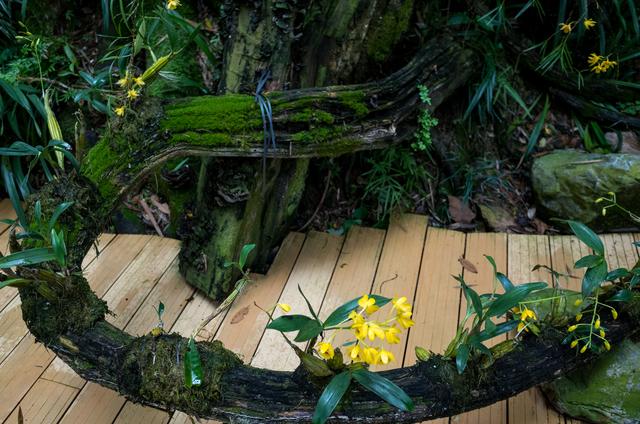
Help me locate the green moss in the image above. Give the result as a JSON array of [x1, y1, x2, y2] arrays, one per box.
[[82, 139, 121, 201], [287, 108, 335, 125], [121, 334, 241, 409], [338, 91, 369, 118], [367, 0, 414, 62]]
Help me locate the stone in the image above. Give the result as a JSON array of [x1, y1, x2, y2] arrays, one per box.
[[542, 338, 640, 424], [532, 150, 640, 230]]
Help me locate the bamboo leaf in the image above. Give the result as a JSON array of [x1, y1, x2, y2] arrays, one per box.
[[48, 201, 74, 230], [238, 243, 255, 270], [267, 315, 315, 332], [568, 221, 604, 255], [582, 260, 608, 298], [0, 248, 57, 268], [324, 295, 391, 328]]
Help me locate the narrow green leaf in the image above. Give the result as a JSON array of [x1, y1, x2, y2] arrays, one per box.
[[0, 248, 57, 268], [324, 294, 391, 328], [574, 254, 603, 269], [456, 343, 470, 374], [606, 268, 630, 281], [312, 371, 351, 424], [49, 201, 74, 230], [2, 157, 27, 227], [496, 272, 514, 292], [568, 221, 604, 255], [582, 260, 608, 298], [608, 289, 632, 302], [352, 369, 414, 412], [267, 315, 315, 332], [486, 282, 547, 317], [184, 337, 203, 388], [0, 278, 32, 290], [238, 243, 255, 270], [298, 285, 321, 322]]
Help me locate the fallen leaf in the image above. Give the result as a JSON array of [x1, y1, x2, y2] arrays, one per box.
[[230, 306, 250, 324], [532, 218, 549, 235], [448, 196, 475, 224], [458, 256, 478, 273]]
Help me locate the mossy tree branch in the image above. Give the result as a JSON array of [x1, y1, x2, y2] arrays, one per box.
[[81, 35, 475, 207]]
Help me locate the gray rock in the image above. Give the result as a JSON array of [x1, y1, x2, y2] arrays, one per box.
[[532, 150, 640, 230]]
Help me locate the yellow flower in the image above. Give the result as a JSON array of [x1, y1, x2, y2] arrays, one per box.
[[316, 341, 334, 360], [570, 339, 578, 348], [580, 344, 588, 353], [114, 106, 126, 117], [127, 89, 139, 99], [150, 327, 163, 337], [604, 340, 611, 351], [397, 311, 415, 329], [349, 310, 365, 325], [520, 308, 536, 322], [379, 348, 395, 365], [352, 321, 369, 340], [612, 309, 618, 320], [367, 322, 386, 341], [559, 22, 573, 34], [599, 329, 605, 338], [392, 296, 412, 313], [363, 347, 380, 365], [358, 295, 379, 315], [348, 345, 362, 362], [278, 303, 291, 313], [134, 77, 145, 86], [583, 18, 596, 29], [385, 327, 401, 344], [575, 313, 583, 322], [517, 321, 527, 333], [574, 298, 583, 306], [594, 319, 600, 329], [568, 325, 577, 332], [117, 73, 130, 87], [166, 0, 180, 10]]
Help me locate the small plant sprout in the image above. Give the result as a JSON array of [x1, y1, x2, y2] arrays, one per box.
[[264, 292, 415, 424], [151, 302, 165, 337], [595, 192, 640, 223]]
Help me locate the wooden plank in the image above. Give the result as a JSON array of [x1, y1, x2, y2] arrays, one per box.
[[0, 227, 18, 313], [404, 227, 465, 424], [0, 197, 16, 233], [0, 296, 28, 365], [317, 226, 385, 350], [549, 235, 589, 292], [114, 403, 170, 424], [453, 233, 508, 424], [82, 233, 117, 269], [371, 214, 428, 371], [215, 232, 306, 360], [0, 335, 56, 421], [4, 379, 78, 424], [252, 231, 343, 371], [507, 234, 564, 424]]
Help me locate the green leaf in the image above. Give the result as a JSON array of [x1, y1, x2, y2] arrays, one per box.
[[608, 289, 632, 302], [582, 260, 608, 298], [184, 337, 203, 388], [0, 278, 32, 290], [455, 343, 470, 374], [352, 369, 414, 412], [605, 268, 630, 281], [238, 243, 255, 270], [575, 255, 604, 269], [312, 371, 351, 424], [49, 201, 74, 230], [496, 272, 514, 292], [2, 157, 27, 228], [298, 285, 321, 322], [0, 248, 57, 268], [324, 294, 391, 328], [476, 319, 519, 342], [298, 349, 334, 377], [294, 320, 324, 342], [568, 221, 604, 256], [51, 229, 67, 268], [267, 315, 315, 332], [485, 282, 547, 317]]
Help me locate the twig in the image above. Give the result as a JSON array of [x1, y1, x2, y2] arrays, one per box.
[[137, 197, 164, 237]]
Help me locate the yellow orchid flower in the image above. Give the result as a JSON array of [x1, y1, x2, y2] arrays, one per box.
[[114, 106, 126, 117], [379, 348, 395, 365], [127, 89, 139, 99], [278, 303, 291, 313], [385, 327, 401, 344], [358, 295, 379, 315], [316, 341, 334, 360], [583, 18, 596, 29], [167, 0, 180, 10], [559, 22, 573, 33]]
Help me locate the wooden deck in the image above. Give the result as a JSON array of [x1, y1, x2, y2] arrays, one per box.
[[0, 206, 638, 423]]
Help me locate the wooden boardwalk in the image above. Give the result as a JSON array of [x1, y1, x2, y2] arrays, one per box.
[[0, 206, 638, 423]]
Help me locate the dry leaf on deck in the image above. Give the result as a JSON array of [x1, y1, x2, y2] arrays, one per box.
[[448, 196, 476, 224]]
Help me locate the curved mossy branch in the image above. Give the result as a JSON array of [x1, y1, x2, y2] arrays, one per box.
[[82, 34, 476, 207], [19, 269, 640, 423]]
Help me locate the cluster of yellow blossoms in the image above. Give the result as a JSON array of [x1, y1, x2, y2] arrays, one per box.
[[513, 306, 537, 333], [167, 0, 180, 10], [559, 18, 596, 34], [568, 298, 617, 353], [316, 295, 415, 366], [113, 71, 146, 116], [587, 53, 617, 74]]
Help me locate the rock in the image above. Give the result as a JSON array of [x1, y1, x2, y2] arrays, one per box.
[[542, 338, 640, 424], [605, 131, 640, 155], [532, 150, 640, 230]]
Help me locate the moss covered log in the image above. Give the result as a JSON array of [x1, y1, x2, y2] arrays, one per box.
[[17, 249, 640, 422], [81, 34, 475, 207]]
